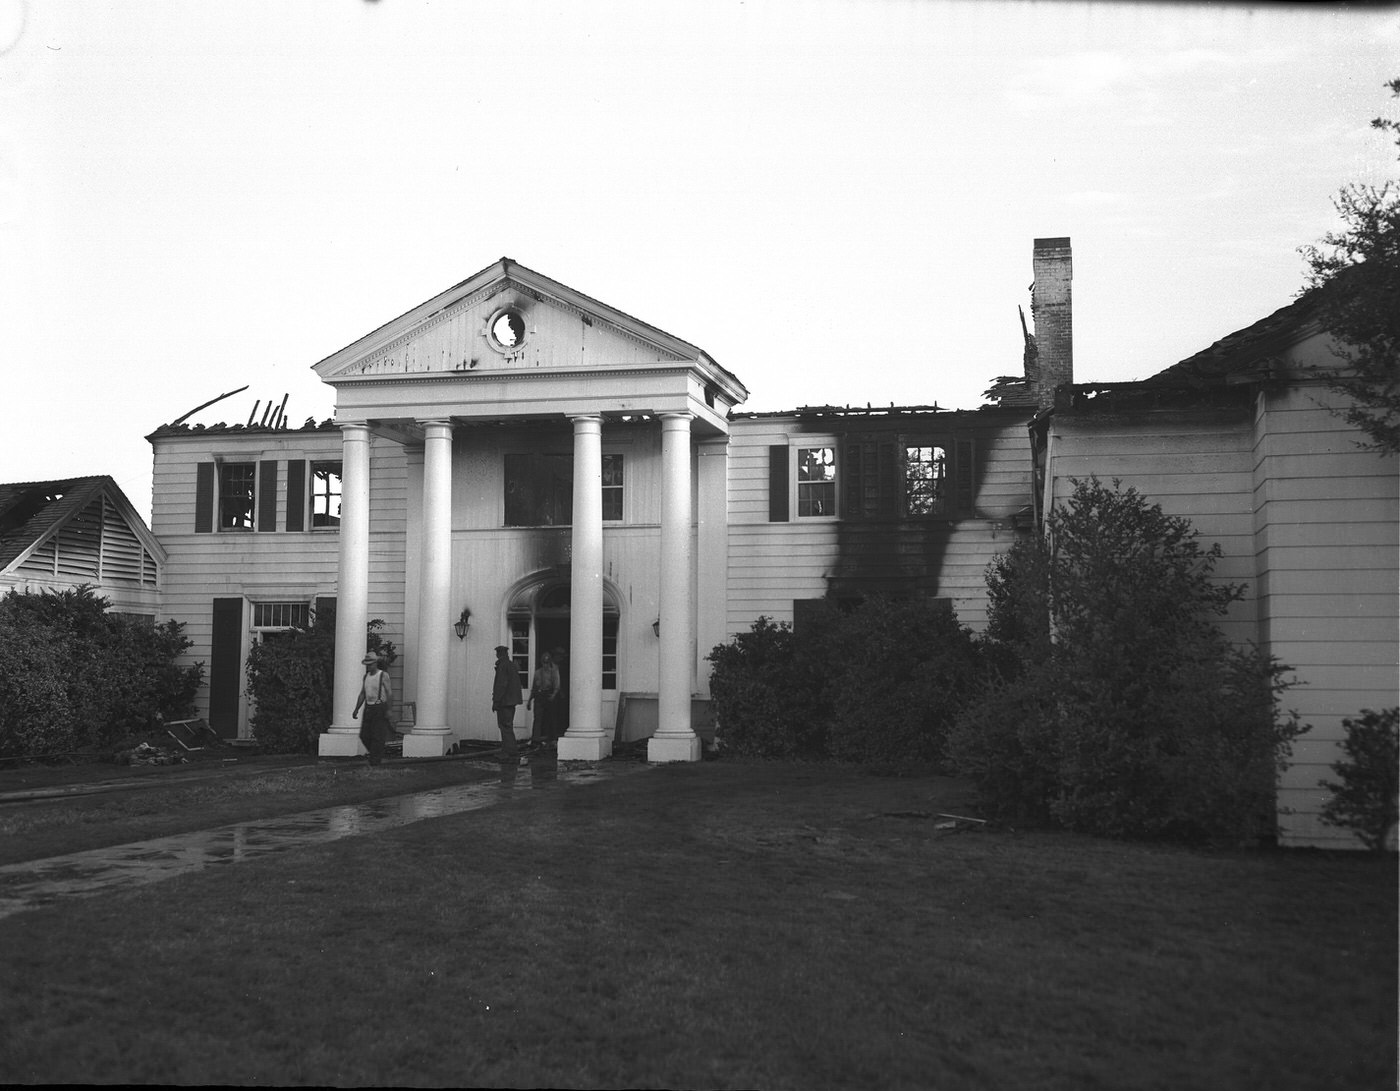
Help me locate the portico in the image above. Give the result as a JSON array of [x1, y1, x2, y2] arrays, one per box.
[[314, 258, 746, 762]]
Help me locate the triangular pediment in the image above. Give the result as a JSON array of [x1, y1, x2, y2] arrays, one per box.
[[314, 258, 721, 383]]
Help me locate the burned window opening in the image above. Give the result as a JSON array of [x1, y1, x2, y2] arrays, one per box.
[[490, 308, 526, 349], [797, 446, 837, 517], [904, 445, 948, 517]]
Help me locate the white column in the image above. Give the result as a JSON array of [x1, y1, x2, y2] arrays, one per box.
[[557, 414, 611, 761], [404, 420, 455, 758], [320, 423, 371, 756], [695, 438, 729, 701], [649, 412, 700, 762]]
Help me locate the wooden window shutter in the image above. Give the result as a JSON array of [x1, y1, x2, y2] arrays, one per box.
[[285, 460, 306, 532], [194, 462, 215, 533], [955, 438, 975, 514], [846, 439, 898, 520], [768, 445, 789, 522], [314, 595, 336, 628], [258, 461, 278, 532]]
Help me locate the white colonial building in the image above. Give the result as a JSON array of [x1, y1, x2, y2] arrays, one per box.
[[144, 246, 1397, 847]]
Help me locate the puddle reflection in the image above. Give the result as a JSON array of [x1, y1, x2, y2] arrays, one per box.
[[0, 762, 635, 920]]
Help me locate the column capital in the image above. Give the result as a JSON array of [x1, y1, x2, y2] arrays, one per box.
[[658, 411, 694, 425], [417, 419, 455, 437], [570, 413, 604, 428], [338, 422, 372, 439]]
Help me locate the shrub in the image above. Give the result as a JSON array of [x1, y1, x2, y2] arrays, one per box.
[[1320, 708, 1399, 852], [983, 533, 1051, 667], [707, 617, 820, 759], [949, 478, 1304, 844], [943, 663, 1060, 824], [0, 586, 203, 757], [821, 598, 981, 768], [246, 605, 397, 754], [707, 599, 984, 765]]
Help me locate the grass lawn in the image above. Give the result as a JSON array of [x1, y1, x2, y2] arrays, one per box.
[[0, 760, 1394, 1089]]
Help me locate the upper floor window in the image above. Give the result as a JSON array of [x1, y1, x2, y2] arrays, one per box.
[[602, 454, 624, 521], [503, 452, 625, 527], [311, 462, 342, 528], [505, 453, 574, 527], [904, 446, 948, 516], [219, 463, 256, 530], [797, 446, 837, 517], [777, 436, 973, 525]]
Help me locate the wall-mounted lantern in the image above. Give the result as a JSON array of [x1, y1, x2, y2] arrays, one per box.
[[454, 607, 472, 640], [652, 618, 661, 638]]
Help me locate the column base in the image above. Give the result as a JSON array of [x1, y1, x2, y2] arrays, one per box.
[[403, 731, 454, 759], [647, 735, 701, 763], [557, 734, 613, 762], [318, 730, 364, 758]]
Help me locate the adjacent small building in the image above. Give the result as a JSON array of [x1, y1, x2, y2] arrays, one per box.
[[0, 476, 164, 617]]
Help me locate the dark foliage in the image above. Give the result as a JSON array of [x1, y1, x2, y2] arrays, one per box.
[[0, 586, 203, 757], [1300, 77, 1400, 454], [707, 597, 983, 766], [1320, 707, 1399, 852], [983, 533, 1051, 671], [949, 478, 1304, 844], [706, 617, 825, 759], [246, 604, 397, 754]]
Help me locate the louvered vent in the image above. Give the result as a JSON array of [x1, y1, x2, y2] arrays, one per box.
[[56, 498, 101, 579], [101, 496, 149, 585], [17, 538, 56, 576]]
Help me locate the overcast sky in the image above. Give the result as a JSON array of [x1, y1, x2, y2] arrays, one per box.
[[2, 0, 1396, 521]]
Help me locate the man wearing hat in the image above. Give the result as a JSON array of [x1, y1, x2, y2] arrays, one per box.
[[352, 652, 392, 766], [491, 644, 523, 759]]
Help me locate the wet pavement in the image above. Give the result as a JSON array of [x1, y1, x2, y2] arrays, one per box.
[[0, 757, 650, 921]]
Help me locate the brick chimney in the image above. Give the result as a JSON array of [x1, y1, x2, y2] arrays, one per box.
[[1030, 237, 1073, 409]]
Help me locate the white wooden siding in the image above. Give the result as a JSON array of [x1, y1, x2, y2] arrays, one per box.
[[1045, 409, 1261, 643], [1252, 383, 1399, 848]]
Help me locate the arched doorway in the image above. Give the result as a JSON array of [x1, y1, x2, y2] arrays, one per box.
[[504, 576, 621, 738]]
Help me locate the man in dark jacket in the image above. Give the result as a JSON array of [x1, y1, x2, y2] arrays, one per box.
[[492, 644, 523, 759]]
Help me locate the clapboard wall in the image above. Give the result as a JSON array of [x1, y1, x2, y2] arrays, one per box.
[[1251, 383, 1399, 847]]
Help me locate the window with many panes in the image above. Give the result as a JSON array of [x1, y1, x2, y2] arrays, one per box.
[[602, 615, 619, 690], [904, 445, 948, 516], [219, 463, 256, 530], [797, 446, 837, 517], [602, 454, 624, 521], [311, 462, 342, 528], [251, 600, 311, 651], [252, 601, 311, 629], [509, 618, 531, 689]]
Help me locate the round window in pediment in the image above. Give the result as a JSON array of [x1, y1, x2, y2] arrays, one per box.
[[488, 307, 527, 350]]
